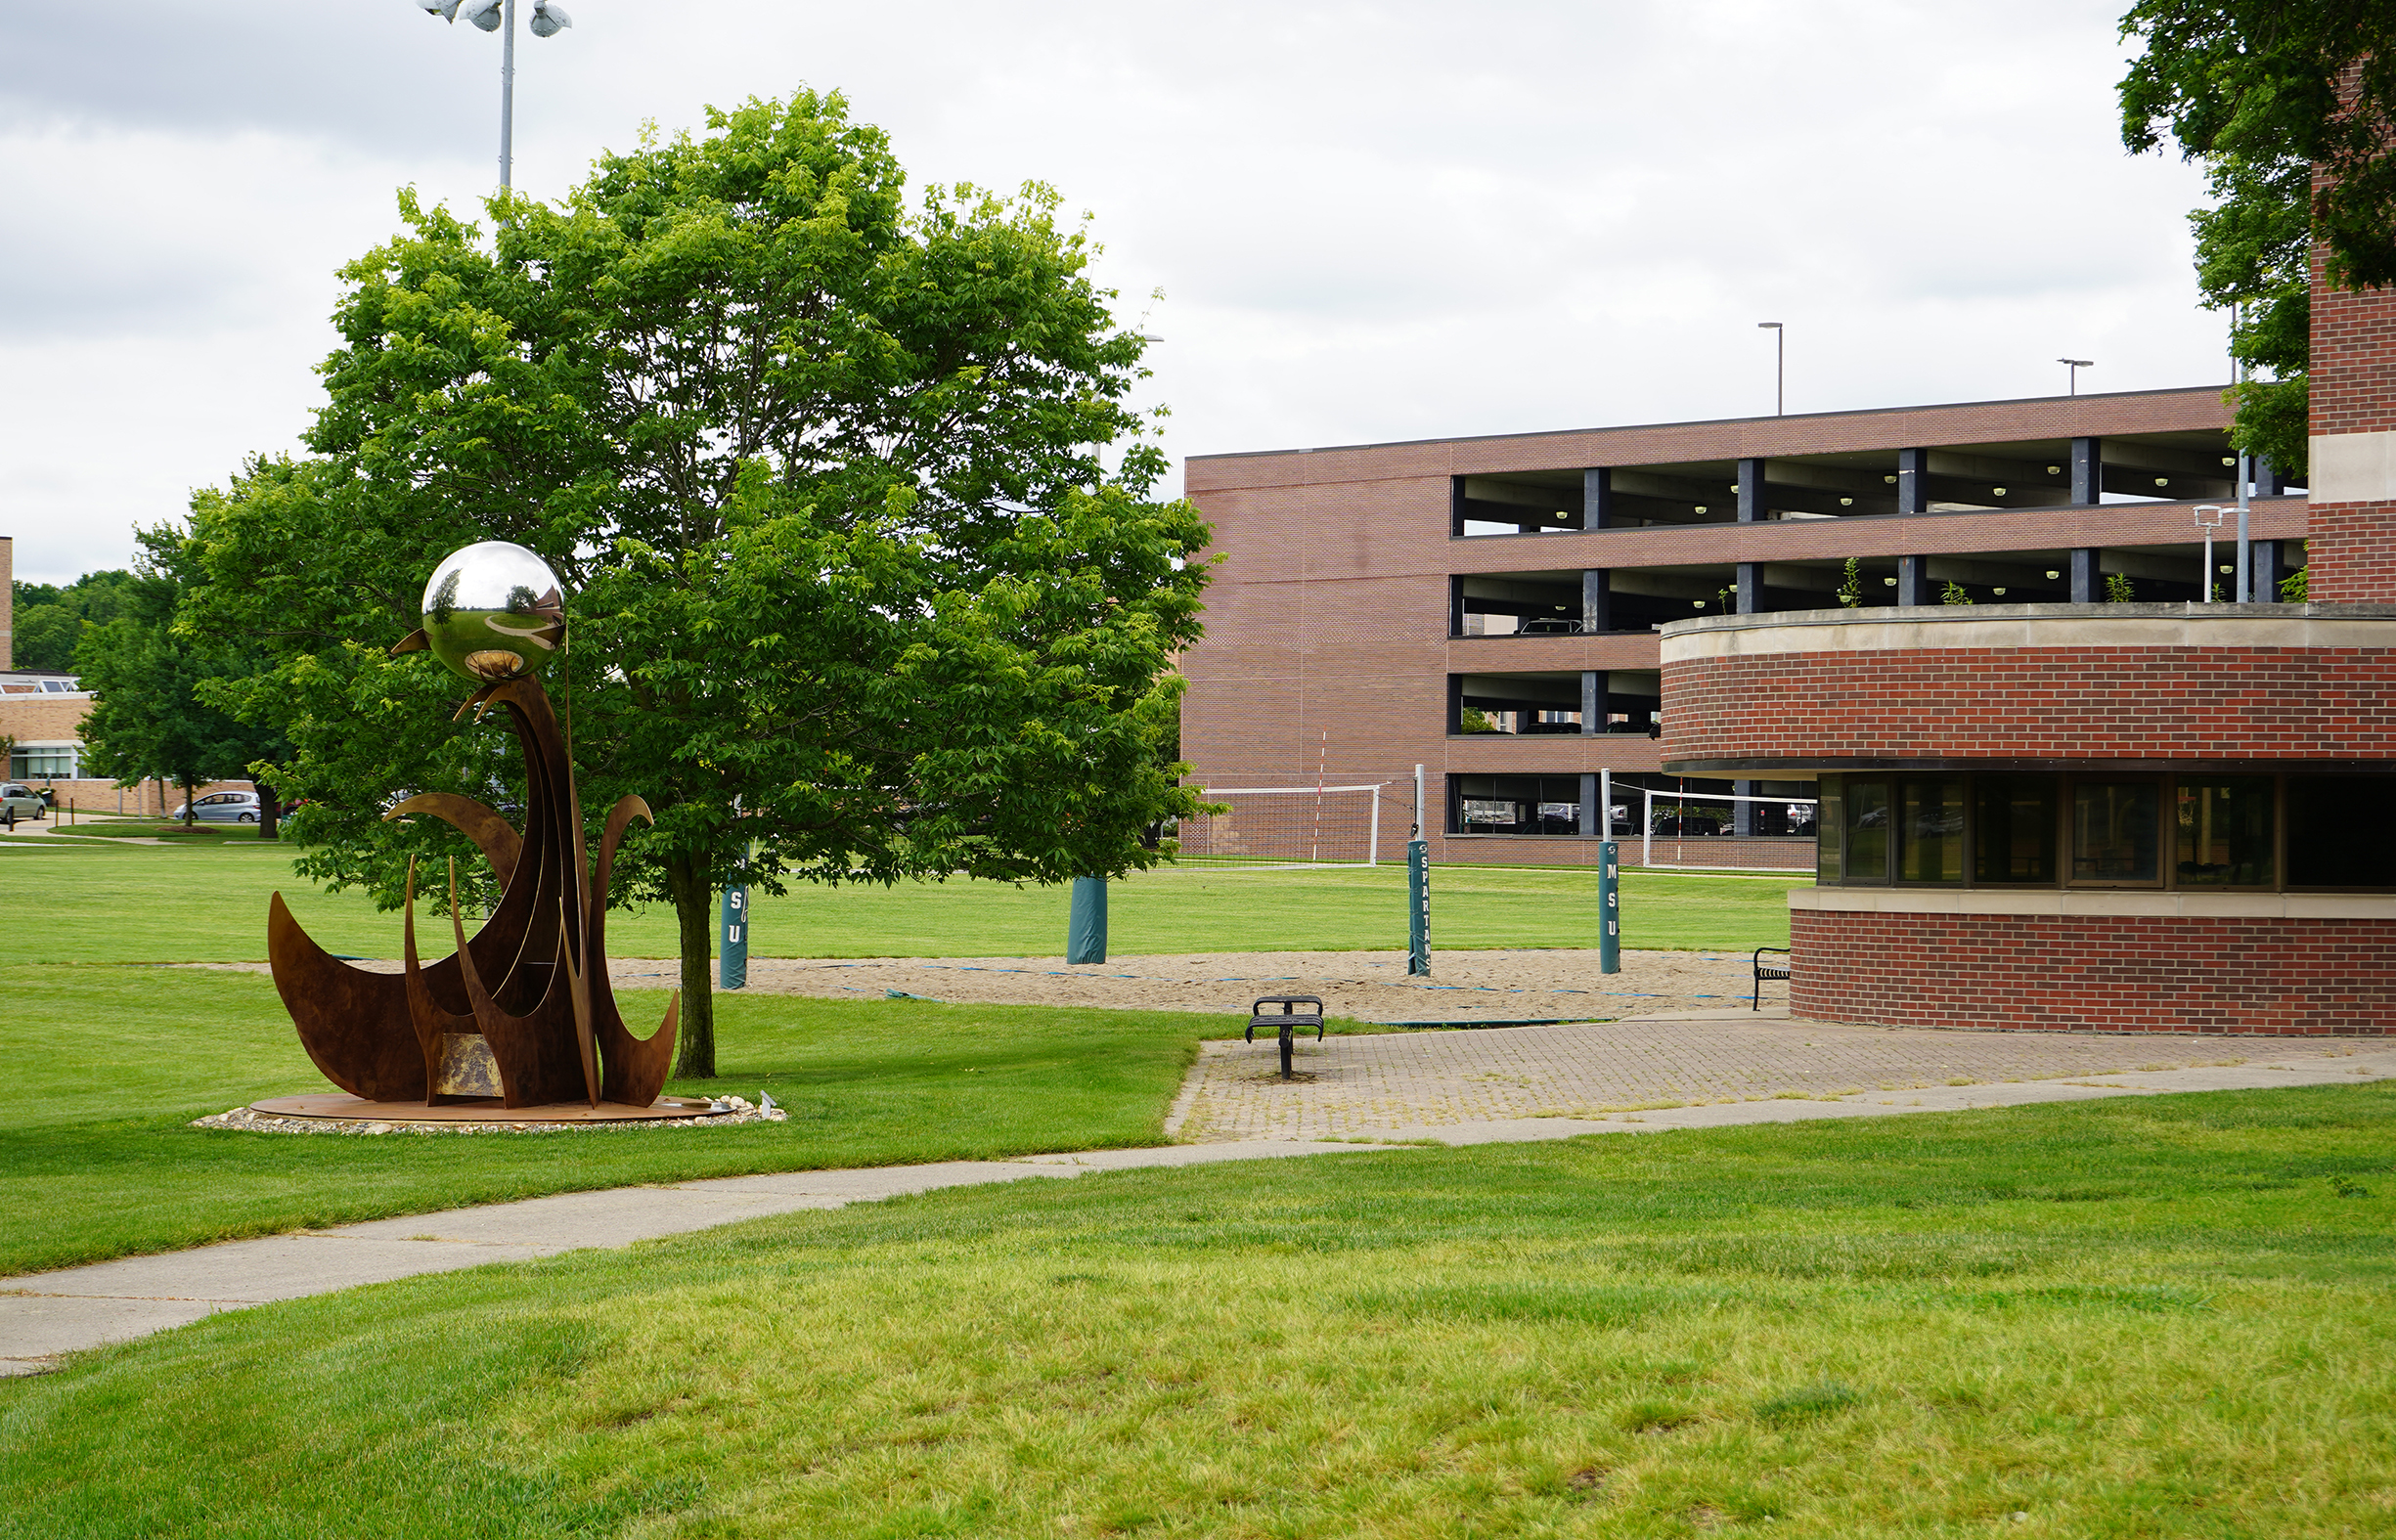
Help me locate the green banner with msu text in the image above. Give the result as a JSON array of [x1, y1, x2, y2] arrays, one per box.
[[720, 882, 750, 990], [1599, 841, 1620, 974]]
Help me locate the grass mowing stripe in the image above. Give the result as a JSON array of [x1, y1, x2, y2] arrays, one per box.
[[5, 1085, 2392, 1537]]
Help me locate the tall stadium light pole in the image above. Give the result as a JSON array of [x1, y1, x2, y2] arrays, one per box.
[[413, 0, 574, 190], [1758, 322, 1784, 416]]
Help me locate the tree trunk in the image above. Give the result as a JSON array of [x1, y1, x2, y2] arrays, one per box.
[[665, 855, 716, 1078], [253, 779, 279, 840], [181, 774, 199, 826]]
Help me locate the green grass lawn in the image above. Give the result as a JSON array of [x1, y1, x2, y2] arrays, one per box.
[[0, 963, 1207, 1278], [6, 1084, 2391, 1537], [0, 838, 1797, 961], [0, 843, 1789, 1276]]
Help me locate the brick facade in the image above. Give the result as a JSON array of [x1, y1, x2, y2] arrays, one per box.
[[2304, 500, 2396, 603], [1182, 388, 2249, 860], [1791, 906, 2396, 1034], [2304, 221, 2396, 601], [1660, 610, 2396, 770], [2309, 242, 2396, 439]]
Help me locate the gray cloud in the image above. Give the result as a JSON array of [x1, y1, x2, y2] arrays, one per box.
[[0, 0, 2222, 586]]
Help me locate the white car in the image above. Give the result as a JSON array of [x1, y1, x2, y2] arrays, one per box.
[[170, 790, 262, 824], [0, 783, 46, 821]]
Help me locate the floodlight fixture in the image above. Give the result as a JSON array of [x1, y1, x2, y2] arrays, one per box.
[[2058, 357, 2094, 395], [408, 0, 574, 189]]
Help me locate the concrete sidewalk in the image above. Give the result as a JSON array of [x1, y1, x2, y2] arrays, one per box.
[[7, 1030, 2391, 1377]]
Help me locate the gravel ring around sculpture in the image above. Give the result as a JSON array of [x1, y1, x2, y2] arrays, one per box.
[[191, 1104, 789, 1136]]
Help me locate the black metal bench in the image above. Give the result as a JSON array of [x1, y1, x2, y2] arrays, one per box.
[[1752, 946, 1790, 1010], [1247, 995, 1325, 1078]]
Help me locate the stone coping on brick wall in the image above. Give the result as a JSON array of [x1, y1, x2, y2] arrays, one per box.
[[1661, 602, 2396, 664], [1790, 887, 2396, 921]]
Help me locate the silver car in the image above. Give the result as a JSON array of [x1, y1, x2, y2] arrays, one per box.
[[0, 783, 46, 821], [170, 790, 262, 824]]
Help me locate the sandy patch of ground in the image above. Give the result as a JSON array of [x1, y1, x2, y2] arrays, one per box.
[[197, 947, 1761, 1023], [600, 946, 1755, 1023]]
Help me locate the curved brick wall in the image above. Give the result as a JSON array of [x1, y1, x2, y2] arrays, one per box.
[[1659, 604, 2396, 769], [1791, 905, 2396, 1034]]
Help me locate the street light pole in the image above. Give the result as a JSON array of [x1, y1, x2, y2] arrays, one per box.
[[2059, 357, 2093, 396], [500, 0, 515, 188], [1758, 322, 1784, 416], [412, 0, 571, 191], [2195, 505, 2225, 603]]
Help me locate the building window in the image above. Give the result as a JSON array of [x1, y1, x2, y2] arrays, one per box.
[[1813, 771, 2380, 893], [1974, 776, 2057, 884], [2174, 778, 2275, 888], [2069, 781, 2161, 884], [2287, 776, 2396, 889], [9, 743, 79, 780], [1816, 780, 1844, 882], [1844, 778, 1890, 883], [1897, 778, 1966, 884]]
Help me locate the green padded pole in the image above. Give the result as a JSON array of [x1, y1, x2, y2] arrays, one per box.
[[1406, 839, 1431, 976], [1067, 876, 1108, 964], [1599, 840, 1620, 973]]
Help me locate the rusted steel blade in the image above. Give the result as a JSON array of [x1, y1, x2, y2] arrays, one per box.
[[268, 891, 424, 1101], [385, 792, 523, 888], [589, 792, 676, 1107]]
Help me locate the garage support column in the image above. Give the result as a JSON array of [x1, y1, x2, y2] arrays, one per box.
[[1734, 779, 1756, 836], [1736, 562, 1761, 614], [1896, 555, 1930, 607], [2255, 457, 2288, 497], [1580, 670, 1606, 735], [2071, 437, 2104, 506], [1448, 575, 1466, 637], [1737, 459, 1767, 523], [1581, 569, 1610, 634], [2252, 540, 2289, 601], [2069, 548, 2099, 604], [1446, 675, 1465, 736], [1578, 772, 1600, 838], [1583, 467, 1613, 531], [1895, 448, 1929, 515]]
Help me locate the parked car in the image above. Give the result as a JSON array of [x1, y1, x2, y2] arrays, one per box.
[[169, 790, 262, 824], [0, 783, 47, 821]]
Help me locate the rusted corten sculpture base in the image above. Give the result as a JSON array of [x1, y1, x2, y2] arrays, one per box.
[[268, 543, 678, 1111]]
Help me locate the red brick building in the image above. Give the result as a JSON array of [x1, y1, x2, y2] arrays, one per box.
[[1644, 259, 2396, 1034], [1182, 388, 2302, 866]]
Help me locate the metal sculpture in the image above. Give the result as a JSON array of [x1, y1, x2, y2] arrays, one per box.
[[268, 541, 679, 1110]]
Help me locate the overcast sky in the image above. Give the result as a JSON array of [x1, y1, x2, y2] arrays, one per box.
[[1, 1, 2218, 587]]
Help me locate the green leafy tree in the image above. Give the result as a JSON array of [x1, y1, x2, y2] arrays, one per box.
[[74, 551, 289, 833], [1838, 557, 1863, 608], [2107, 571, 2137, 602], [172, 91, 1209, 1077], [2119, 2, 2396, 474], [10, 571, 139, 674], [1940, 581, 1974, 606]]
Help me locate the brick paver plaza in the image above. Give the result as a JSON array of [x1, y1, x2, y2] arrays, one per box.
[[1167, 1012, 2378, 1142]]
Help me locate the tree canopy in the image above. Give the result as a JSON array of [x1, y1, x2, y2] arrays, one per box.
[[9, 570, 139, 674], [171, 91, 1210, 1076], [2119, 1, 2396, 473], [73, 546, 288, 831]]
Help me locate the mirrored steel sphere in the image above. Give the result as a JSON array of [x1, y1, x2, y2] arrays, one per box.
[[421, 542, 567, 682]]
